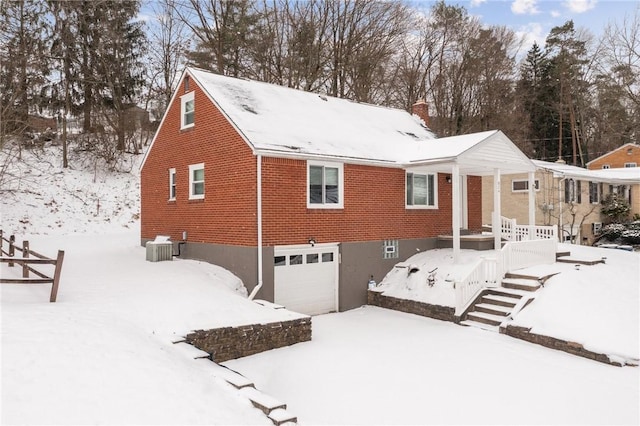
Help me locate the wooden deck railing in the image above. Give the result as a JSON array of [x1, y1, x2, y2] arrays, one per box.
[[0, 230, 65, 302]]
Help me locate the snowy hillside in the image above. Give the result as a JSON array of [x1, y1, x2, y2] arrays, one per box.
[[1, 142, 140, 236]]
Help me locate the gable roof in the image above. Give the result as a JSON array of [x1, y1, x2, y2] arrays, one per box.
[[586, 143, 640, 166], [533, 160, 640, 184], [142, 67, 536, 175], [189, 67, 436, 164]]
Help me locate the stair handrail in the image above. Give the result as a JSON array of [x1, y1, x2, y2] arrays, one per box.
[[454, 238, 557, 316]]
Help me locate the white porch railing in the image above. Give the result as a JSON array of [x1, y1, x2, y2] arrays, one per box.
[[454, 238, 558, 316], [500, 216, 558, 242]]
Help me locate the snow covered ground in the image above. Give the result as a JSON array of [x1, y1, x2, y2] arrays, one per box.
[[1, 143, 639, 424]]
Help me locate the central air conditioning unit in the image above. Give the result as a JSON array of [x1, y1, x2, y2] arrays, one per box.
[[146, 235, 173, 262], [592, 222, 602, 234]]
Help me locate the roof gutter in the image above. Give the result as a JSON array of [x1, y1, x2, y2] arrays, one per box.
[[248, 154, 263, 300]]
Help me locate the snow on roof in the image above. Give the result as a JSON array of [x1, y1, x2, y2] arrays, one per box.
[[533, 159, 640, 184], [189, 68, 436, 164], [189, 68, 532, 170]]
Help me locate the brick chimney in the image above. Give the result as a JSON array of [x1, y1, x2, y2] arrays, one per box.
[[412, 100, 430, 127]]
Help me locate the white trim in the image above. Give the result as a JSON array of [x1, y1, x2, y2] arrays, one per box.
[[188, 163, 205, 200], [405, 171, 438, 209], [168, 168, 176, 201], [511, 178, 539, 192], [307, 160, 344, 209], [181, 91, 195, 129]]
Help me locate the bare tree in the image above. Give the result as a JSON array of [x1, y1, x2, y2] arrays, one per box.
[[146, 0, 188, 120]]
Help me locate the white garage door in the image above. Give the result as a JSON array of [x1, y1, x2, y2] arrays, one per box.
[[274, 244, 339, 316]]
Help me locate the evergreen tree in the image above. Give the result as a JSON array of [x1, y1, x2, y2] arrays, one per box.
[[0, 0, 51, 141]]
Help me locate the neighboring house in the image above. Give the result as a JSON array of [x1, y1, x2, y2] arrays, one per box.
[[140, 67, 537, 315], [587, 143, 640, 219], [482, 159, 640, 244]]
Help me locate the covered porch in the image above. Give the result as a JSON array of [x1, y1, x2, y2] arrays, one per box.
[[403, 130, 558, 315]]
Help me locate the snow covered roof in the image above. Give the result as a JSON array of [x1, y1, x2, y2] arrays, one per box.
[[187, 68, 536, 174], [533, 160, 640, 184]]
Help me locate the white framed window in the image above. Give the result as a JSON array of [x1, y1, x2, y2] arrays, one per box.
[[564, 179, 581, 203], [511, 179, 540, 192], [169, 168, 176, 200], [588, 181, 602, 204], [307, 161, 343, 208], [624, 162, 637, 168], [181, 91, 195, 129], [189, 163, 204, 200], [602, 164, 610, 169], [406, 172, 437, 208]]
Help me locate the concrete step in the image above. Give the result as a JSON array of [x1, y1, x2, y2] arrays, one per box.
[[504, 271, 541, 280], [240, 387, 287, 416], [208, 363, 255, 389], [268, 408, 298, 425], [556, 257, 605, 266], [466, 311, 505, 326], [460, 319, 499, 332], [474, 303, 511, 317], [482, 294, 520, 308], [502, 278, 541, 292]]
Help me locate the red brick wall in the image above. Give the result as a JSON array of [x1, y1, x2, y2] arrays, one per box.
[[141, 76, 258, 245], [588, 144, 640, 169], [141, 73, 483, 247]]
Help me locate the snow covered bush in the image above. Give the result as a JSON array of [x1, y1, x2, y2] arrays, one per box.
[[600, 193, 630, 223], [596, 222, 640, 246]]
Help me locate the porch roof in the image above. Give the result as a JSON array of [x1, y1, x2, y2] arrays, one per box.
[[533, 160, 640, 184], [404, 130, 536, 176]]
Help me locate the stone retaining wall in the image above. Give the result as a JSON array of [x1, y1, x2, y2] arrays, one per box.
[[367, 290, 456, 323], [501, 324, 624, 367], [185, 317, 312, 363]]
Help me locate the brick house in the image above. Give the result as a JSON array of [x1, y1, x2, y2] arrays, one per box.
[[587, 143, 640, 218], [140, 67, 538, 315]]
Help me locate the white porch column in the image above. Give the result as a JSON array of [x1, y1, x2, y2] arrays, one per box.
[[528, 171, 536, 240], [493, 168, 501, 252], [452, 164, 461, 263]]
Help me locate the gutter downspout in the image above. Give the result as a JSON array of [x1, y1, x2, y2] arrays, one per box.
[[248, 154, 263, 300]]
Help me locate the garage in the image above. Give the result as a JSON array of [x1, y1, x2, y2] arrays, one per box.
[[273, 244, 339, 316]]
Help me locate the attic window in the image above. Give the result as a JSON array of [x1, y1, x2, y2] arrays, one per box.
[[184, 76, 189, 92], [181, 92, 194, 129], [241, 104, 257, 114], [627, 148, 633, 155]]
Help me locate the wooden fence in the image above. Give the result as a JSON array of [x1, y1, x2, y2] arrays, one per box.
[[0, 230, 65, 302]]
